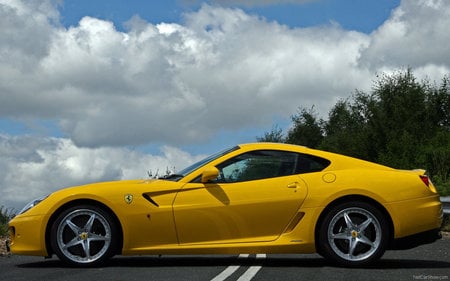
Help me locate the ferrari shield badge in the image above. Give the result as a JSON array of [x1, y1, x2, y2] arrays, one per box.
[[124, 194, 133, 204]]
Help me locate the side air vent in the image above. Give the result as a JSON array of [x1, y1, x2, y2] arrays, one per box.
[[142, 193, 159, 207]]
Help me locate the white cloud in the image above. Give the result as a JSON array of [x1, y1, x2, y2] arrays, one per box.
[[2, 1, 449, 148], [0, 0, 57, 72], [0, 0, 373, 148], [4, 0, 449, 149], [360, 0, 450, 74], [0, 134, 201, 210]]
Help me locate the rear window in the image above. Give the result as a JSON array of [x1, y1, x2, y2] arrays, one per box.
[[295, 153, 331, 173]]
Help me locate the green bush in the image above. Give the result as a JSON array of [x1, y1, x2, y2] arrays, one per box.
[[0, 206, 15, 237], [434, 177, 450, 196]]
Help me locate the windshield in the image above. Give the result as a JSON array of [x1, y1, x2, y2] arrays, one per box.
[[171, 146, 240, 180]]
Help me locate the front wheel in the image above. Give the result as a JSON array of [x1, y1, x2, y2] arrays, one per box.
[[318, 201, 389, 267], [50, 205, 118, 267]]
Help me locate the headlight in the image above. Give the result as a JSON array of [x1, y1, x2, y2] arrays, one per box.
[[18, 194, 50, 215]]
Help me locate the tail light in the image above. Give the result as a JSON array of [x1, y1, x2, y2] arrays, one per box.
[[419, 175, 430, 187], [420, 175, 437, 193]]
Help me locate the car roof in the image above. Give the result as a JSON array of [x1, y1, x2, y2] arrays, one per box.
[[238, 142, 308, 150]]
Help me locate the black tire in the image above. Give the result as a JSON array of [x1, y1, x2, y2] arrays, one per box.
[[318, 201, 389, 267], [50, 205, 119, 267]]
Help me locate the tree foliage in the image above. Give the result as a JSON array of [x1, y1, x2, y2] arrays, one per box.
[[0, 206, 15, 237], [258, 69, 450, 195], [285, 107, 324, 148], [256, 125, 285, 143]]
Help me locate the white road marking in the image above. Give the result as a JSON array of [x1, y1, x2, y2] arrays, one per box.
[[237, 254, 266, 281], [210, 254, 266, 281], [211, 265, 240, 281], [210, 254, 249, 281]]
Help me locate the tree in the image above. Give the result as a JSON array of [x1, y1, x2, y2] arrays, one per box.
[[425, 76, 450, 131], [424, 131, 450, 180], [285, 107, 324, 148], [320, 93, 374, 160], [256, 125, 285, 143]]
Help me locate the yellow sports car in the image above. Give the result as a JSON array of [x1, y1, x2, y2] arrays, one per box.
[[9, 143, 443, 267]]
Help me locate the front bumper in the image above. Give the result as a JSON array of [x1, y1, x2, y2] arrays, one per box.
[[8, 214, 48, 256]]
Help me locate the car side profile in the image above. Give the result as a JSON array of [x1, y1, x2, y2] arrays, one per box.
[[9, 143, 443, 267]]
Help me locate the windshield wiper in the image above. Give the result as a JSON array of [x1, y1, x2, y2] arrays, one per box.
[[160, 174, 184, 181]]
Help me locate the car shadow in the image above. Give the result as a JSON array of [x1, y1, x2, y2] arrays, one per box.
[[16, 255, 450, 269]]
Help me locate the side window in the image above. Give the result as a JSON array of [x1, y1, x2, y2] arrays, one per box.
[[215, 150, 331, 183], [296, 154, 331, 174]]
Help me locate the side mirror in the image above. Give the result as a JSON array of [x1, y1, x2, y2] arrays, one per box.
[[201, 167, 219, 183]]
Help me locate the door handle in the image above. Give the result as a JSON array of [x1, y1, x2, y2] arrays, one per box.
[[287, 182, 298, 189]]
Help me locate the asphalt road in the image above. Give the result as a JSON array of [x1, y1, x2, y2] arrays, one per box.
[[1, 237, 449, 281]]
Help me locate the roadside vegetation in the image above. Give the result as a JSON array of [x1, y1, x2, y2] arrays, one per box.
[[0, 206, 14, 256], [0, 206, 15, 257], [0, 206, 14, 237], [259, 69, 450, 196]]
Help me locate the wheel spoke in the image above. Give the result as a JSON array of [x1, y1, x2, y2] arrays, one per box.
[[85, 214, 96, 232], [357, 234, 375, 247], [66, 219, 81, 234], [82, 239, 91, 259], [332, 232, 350, 240], [358, 217, 373, 232], [343, 212, 355, 229], [63, 236, 83, 249], [89, 232, 110, 242], [348, 238, 358, 258]]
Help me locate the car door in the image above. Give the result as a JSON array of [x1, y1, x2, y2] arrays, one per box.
[[172, 150, 309, 245]]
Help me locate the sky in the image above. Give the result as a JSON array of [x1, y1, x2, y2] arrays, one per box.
[[1, 0, 450, 210]]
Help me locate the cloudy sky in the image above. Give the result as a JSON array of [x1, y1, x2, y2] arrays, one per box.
[[1, 0, 449, 210]]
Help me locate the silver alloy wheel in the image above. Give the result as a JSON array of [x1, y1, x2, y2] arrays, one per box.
[[327, 207, 382, 262], [56, 208, 112, 264]]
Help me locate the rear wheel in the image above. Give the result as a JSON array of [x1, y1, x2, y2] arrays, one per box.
[[50, 205, 118, 267], [318, 201, 389, 267]]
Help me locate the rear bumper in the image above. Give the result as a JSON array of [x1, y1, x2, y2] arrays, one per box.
[[386, 195, 443, 239], [390, 228, 442, 250]]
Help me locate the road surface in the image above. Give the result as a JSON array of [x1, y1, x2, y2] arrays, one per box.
[[1, 236, 449, 281]]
